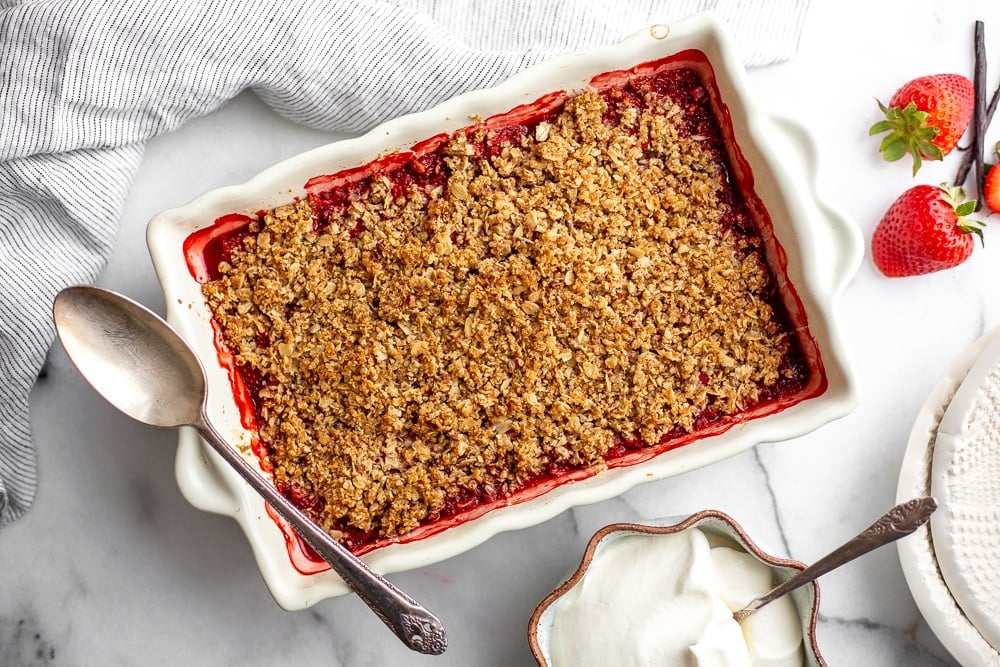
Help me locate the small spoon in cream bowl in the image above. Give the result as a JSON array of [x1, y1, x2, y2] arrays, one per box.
[[732, 496, 937, 623], [52, 285, 447, 655]]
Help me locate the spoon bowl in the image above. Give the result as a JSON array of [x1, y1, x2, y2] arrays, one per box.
[[53, 285, 447, 655], [53, 287, 204, 428]]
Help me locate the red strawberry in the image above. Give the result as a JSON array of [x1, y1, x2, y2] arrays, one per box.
[[984, 142, 1000, 213], [870, 74, 974, 175], [871, 184, 983, 277], [985, 166, 1000, 213]]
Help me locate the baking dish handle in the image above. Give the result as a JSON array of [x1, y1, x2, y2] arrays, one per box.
[[768, 115, 864, 298]]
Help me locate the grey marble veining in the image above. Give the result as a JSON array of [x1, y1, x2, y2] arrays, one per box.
[[4, 1, 1000, 665], [0, 611, 57, 666]]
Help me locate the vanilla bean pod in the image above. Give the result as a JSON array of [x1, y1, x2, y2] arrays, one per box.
[[973, 21, 987, 209], [954, 85, 999, 186], [955, 20, 991, 201]]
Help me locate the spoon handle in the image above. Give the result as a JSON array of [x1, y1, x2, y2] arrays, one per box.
[[733, 496, 937, 623], [195, 414, 447, 655]]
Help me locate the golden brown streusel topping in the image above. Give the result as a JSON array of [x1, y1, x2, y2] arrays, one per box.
[[202, 87, 795, 542]]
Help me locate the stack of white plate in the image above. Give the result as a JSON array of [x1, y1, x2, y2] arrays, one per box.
[[898, 329, 1000, 666]]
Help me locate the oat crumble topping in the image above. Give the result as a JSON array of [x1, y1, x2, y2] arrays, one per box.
[[201, 77, 803, 545]]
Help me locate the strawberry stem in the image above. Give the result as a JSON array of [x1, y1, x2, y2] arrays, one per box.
[[942, 183, 986, 246], [870, 100, 943, 175]]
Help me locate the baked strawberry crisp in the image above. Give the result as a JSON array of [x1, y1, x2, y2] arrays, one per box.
[[191, 59, 818, 553]]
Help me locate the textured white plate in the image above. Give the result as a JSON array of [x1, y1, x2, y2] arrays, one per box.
[[931, 335, 1000, 651], [147, 12, 861, 610], [897, 327, 1000, 666]]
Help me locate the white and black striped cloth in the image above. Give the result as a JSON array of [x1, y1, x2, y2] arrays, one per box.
[[0, 0, 809, 528]]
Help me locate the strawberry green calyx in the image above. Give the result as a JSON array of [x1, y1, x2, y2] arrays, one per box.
[[940, 184, 985, 246], [870, 100, 944, 176]]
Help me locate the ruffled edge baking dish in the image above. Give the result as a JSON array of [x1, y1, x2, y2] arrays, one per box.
[[147, 12, 862, 609]]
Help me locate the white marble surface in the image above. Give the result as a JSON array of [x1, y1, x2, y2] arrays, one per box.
[[5, 2, 1000, 665]]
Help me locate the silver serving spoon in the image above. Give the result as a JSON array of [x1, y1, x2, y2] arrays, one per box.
[[733, 496, 938, 623], [53, 285, 447, 655]]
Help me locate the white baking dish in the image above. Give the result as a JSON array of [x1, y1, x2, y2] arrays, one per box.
[[147, 12, 861, 610]]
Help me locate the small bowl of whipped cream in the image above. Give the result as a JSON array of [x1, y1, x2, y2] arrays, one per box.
[[528, 510, 824, 666]]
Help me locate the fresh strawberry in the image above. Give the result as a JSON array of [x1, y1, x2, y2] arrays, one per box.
[[870, 74, 974, 175], [984, 142, 1000, 213], [985, 166, 1000, 213], [871, 184, 983, 277]]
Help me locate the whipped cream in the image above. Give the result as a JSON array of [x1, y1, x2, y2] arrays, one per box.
[[548, 527, 804, 667]]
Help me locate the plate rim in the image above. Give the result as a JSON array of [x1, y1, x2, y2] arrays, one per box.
[[896, 326, 1000, 665]]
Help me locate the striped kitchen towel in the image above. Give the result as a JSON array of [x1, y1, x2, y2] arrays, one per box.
[[0, 0, 810, 528]]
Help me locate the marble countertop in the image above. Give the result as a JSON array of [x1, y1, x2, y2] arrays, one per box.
[[5, 2, 1000, 665]]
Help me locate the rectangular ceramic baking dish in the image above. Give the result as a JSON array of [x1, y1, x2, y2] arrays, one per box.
[[147, 12, 861, 610]]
